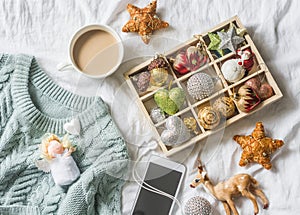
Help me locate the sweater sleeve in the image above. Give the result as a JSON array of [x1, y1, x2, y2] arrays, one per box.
[[0, 54, 16, 136]]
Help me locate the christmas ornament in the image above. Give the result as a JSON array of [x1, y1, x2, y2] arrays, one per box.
[[35, 134, 80, 186], [221, 59, 246, 83], [213, 96, 236, 118], [245, 77, 274, 100], [135, 71, 151, 92], [187, 73, 215, 100], [258, 83, 274, 100], [122, 0, 169, 44], [161, 116, 190, 146], [230, 22, 247, 37], [198, 106, 220, 130], [148, 55, 168, 70], [172, 52, 189, 74], [184, 196, 212, 215], [148, 55, 169, 87], [217, 27, 245, 53], [173, 42, 209, 75], [233, 85, 261, 112], [154, 87, 185, 115], [244, 77, 261, 92], [150, 107, 165, 123], [236, 48, 254, 71], [207, 32, 224, 56], [150, 68, 168, 87], [233, 122, 284, 170], [184, 117, 199, 135]]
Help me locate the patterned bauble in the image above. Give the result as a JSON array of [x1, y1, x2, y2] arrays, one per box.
[[184, 196, 212, 215], [161, 116, 190, 146], [198, 106, 220, 130], [148, 56, 168, 71], [187, 73, 215, 100], [150, 107, 166, 123], [213, 96, 236, 118], [233, 85, 261, 112], [136, 71, 151, 92]]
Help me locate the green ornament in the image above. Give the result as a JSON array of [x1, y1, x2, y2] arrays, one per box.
[[207, 32, 224, 56], [154, 87, 185, 115]]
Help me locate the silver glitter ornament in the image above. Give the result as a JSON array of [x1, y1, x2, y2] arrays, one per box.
[[150, 107, 166, 123], [217, 27, 245, 53], [187, 73, 215, 100], [184, 196, 212, 215], [161, 116, 190, 146]]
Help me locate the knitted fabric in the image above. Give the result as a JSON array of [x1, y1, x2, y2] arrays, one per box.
[[0, 54, 129, 215]]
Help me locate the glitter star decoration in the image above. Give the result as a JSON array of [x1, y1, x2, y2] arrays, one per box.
[[233, 122, 284, 170], [230, 22, 247, 37], [207, 32, 224, 56], [217, 27, 245, 53], [122, 0, 169, 44]]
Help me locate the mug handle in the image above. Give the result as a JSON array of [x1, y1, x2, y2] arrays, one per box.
[[57, 62, 73, 71]]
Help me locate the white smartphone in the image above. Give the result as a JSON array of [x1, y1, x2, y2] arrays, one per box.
[[131, 155, 186, 215]]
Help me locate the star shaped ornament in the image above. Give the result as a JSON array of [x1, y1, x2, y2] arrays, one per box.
[[217, 27, 245, 53], [233, 122, 284, 170], [122, 0, 169, 44], [207, 32, 224, 56], [230, 22, 247, 37]]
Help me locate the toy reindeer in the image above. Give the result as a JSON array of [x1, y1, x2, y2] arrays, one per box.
[[190, 161, 269, 215]]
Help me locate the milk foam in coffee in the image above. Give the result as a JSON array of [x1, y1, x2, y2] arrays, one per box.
[[72, 29, 119, 76]]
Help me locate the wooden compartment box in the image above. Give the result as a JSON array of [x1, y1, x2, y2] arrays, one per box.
[[124, 16, 282, 156]]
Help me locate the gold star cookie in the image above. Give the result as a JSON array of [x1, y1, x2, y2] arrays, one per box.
[[233, 122, 284, 170], [122, 0, 169, 44]]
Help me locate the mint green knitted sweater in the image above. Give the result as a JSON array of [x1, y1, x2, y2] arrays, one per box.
[[0, 54, 129, 215]]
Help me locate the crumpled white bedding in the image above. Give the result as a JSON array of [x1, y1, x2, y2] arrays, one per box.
[[1, 0, 300, 214]]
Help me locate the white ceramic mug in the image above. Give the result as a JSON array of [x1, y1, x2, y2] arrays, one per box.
[[58, 24, 124, 79]]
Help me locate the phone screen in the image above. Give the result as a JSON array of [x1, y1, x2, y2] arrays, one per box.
[[132, 162, 183, 215]]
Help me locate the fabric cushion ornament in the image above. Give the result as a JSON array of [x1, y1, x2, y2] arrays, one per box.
[[233, 122, 284, 170], [213, 96, 236, 118], [184, 196, 212, 215], [187, 73, 215, 100], [233, 85, 261, 112], [221, 59, 246, 83], [217, 27, 245, 53], [161, 116, 190, 146], [154, 87, 185, 115], [198, 106, 220, 130], [122, 0, 169, 44]]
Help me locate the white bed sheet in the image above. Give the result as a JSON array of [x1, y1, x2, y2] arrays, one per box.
[[1, 0, 300, 214]]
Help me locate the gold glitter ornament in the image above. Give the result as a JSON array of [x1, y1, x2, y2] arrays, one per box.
[[184, 117, 199, 134], [198, 106, 220, 130], [150, 68, 168, 87], [213, 96, 236, 118]]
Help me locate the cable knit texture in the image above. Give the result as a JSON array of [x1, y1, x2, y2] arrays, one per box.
[[0, 54, 129, 215]]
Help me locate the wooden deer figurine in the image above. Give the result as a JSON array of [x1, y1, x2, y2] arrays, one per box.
[[190, 161, 269, 215]]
